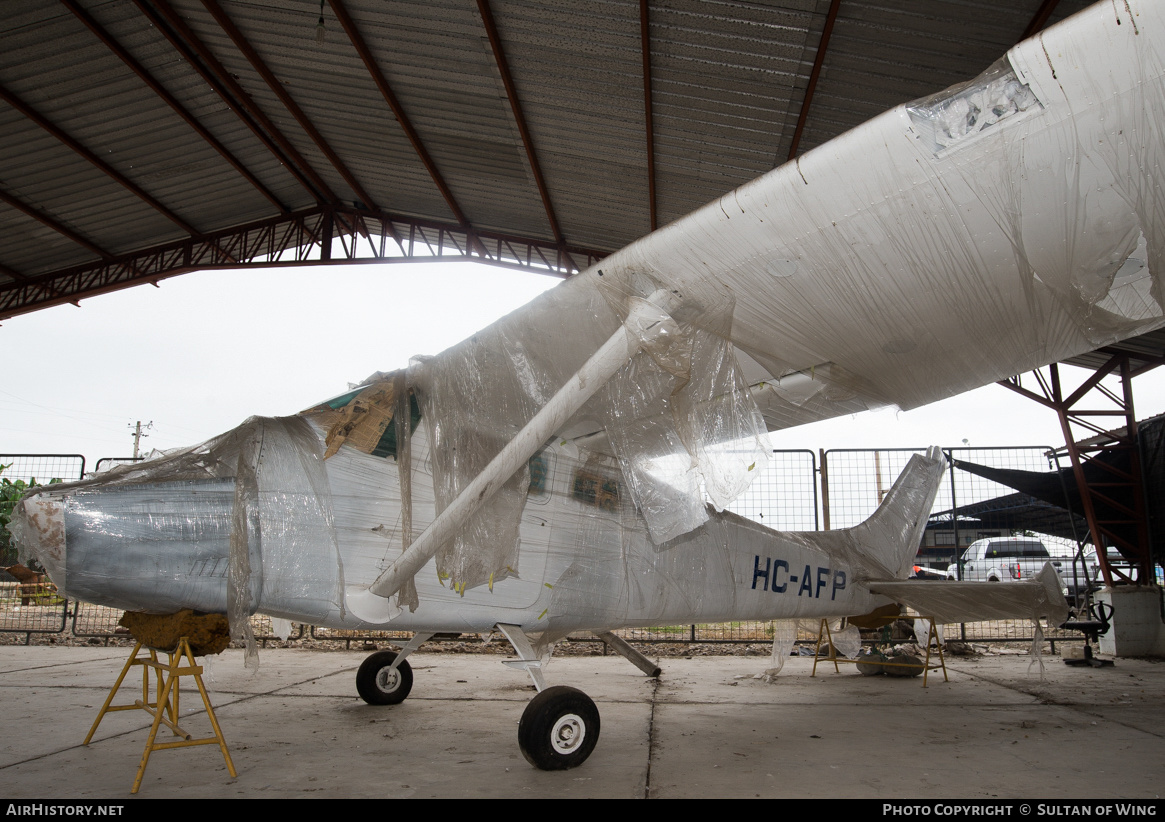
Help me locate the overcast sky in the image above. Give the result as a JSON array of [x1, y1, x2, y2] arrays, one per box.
[[3, 260, 1164, 467]]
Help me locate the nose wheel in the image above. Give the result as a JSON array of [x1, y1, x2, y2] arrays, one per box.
[[518, 686, 600, 770], [356, 650, 413, 705]]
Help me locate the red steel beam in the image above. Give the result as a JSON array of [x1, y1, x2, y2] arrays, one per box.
[[787, 0, 841, 162], [0, 206, 606, 320], [200, 0, 377, 212], [476, 0, 573, 268], [640, 0, 657, 232], [1000, 361, 1153, 587], [0, 259, 62, 293], [1020, 0, 1063, 40], [0, 260, 76, 303], [60, 0, 289, 215]]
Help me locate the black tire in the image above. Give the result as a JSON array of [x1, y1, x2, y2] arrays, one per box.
[[518, 686, 600, 770], [356, 650, 413, 705]]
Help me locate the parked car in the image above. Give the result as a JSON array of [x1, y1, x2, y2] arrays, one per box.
[[954, 537, 1064, 583]]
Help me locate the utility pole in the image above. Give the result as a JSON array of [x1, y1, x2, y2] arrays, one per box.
[[128, 420, 153, 459]]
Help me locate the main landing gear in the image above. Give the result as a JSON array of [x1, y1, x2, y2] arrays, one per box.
[[496, 623, 603, 770], [354, 627, 615, 771], [518, 685, 600, 770]]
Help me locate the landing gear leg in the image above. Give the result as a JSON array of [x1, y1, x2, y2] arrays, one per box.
[[594, 630, 661, 677], [496, 623, 602, 770]]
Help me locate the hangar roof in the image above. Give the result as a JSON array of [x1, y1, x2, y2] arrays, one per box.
[[0, 0, 1092, 320]]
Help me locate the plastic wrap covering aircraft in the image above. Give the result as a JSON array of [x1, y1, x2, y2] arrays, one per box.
[[10, 0, 1163, 770]]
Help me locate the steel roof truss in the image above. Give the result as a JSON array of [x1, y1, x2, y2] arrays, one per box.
[[640, 0, 657, 232], [476, 0, 569, 264], [0, 207, 601, 319], [0, 82, 204, 240], [328, 0, 467, 229]]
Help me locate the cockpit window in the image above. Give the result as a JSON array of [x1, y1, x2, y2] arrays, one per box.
[[304, 374, 421, 460], [371, 393, 422, 460], [322, 386, 366, 410]]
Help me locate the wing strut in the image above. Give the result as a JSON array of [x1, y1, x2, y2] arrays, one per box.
[[346, 289, 679, 623]]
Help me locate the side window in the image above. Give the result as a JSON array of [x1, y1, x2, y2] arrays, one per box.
[[527, 449, 554, 505], [571, 466, 620, 512]]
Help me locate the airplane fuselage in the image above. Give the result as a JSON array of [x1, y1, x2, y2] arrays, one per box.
[[33, 416, 887, 636]]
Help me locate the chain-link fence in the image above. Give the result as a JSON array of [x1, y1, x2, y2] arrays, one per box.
[[727, 449, 818, 530], [1, 454, 87, 567], [822, 446, 1090, 644], [0, 580, 68, 637]]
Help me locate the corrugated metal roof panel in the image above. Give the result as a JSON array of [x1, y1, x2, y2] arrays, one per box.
[[0, 0, 1123, 319]]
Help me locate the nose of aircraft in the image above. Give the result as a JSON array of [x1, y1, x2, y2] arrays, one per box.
[[8, 414, 348, 621], [11, 476, 237, 614]]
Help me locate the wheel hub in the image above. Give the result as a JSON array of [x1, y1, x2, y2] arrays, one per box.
[[376, 667, 401, 693], [550, 713, 586, 754]]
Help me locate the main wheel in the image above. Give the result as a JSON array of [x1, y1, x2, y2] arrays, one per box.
[[356, 650, 413, 705], [518, 685, 600, 770]]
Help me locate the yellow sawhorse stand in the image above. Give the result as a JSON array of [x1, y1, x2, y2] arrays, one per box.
[[811, 616, 949, 687], [84, 637, 237, 794]]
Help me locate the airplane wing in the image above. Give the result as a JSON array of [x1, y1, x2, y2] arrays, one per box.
[[313, 0, 1165, 562], [581, 0, 1165, 429]]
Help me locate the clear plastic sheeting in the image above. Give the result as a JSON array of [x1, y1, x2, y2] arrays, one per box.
[[5, 0, 1159, 641], [868, 564, 1070, 627], [12, 416, 343, 665], [393, 370, 419, 612], [411, 340, 539, 595], [756, 618, 802, 680], [269, 617, 293, 641], [832, 623, 862, 659], [591, 0, 1165, 416], [597, 273, 771, 545], [750, 369, 884, 433], [907, 57, 1042, 155]]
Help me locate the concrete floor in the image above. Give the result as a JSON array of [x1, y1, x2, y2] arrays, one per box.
[[0, 645, 1161, 799]]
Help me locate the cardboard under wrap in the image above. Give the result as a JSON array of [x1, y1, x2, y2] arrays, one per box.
[[320, 380, 397, 458]]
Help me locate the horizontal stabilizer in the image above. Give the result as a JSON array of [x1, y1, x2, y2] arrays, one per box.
[[869, 563, 1069, 625]]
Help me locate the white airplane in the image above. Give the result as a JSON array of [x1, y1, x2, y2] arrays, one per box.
[[10, 0, 1160, 770]]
